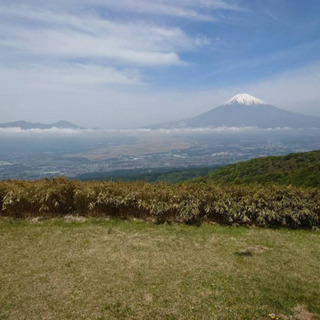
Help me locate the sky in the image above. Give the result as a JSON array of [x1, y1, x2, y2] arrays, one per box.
[[0, 0, 320, 128]]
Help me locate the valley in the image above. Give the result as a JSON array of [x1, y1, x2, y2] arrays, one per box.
[[1, 128, 320, 180]]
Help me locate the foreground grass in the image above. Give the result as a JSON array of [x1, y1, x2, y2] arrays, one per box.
[[0, 218, 319, 320]]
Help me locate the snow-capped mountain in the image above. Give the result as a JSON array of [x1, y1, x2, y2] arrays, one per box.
[[150, 93, 320, 129], [224, 93, 267, 106]]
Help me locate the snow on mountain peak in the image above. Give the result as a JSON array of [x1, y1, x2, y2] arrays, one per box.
[[225, 93, 268, 106]]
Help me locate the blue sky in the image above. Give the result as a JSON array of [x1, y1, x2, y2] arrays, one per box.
[[0, 0, 320, 128]]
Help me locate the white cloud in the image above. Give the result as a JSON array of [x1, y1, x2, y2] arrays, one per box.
[[0, 4, 207, 66], [0, 126, 298, 138], [87, 0, 239, 21], [240, 63, 320, 114], [0, 63, 143, 94], [0, 127, 88, 136], [0, 1, 211, 106]]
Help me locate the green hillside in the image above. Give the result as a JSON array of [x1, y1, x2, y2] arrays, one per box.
[[203, 150, 320, 187], [76, 167, 218, 183]]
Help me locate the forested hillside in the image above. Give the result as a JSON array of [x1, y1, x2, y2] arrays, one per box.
[[202, 150, 320, 187]]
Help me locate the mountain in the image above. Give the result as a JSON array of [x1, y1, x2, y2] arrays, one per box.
[[151, 93, 320, 129], [199, 150, 320, 187], [0, 120, 82, 130]]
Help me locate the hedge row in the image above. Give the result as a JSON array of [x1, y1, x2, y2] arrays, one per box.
[[0, 178, 319, 228]]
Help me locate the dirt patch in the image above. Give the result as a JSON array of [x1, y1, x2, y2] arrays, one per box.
[[143, 293, 154, 303], [235, 249, 253, 257], [63, 215, 87, 222], [28, 216, 46, 223], [246, 245, 270, 253], [293, 305, 314, 320], [280, 305, 315, 320], [236, 245, 270, 256]]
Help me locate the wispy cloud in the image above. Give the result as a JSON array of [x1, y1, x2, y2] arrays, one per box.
[[0, 4, 207, 67], [0, 63, 143, 94], [80, 0, 240, 21], [0, 0, 213, 97]]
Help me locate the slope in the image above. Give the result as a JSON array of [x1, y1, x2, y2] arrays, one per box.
[[202, 150, 320, 187]]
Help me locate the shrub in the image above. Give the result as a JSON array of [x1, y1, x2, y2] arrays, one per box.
[[0, 179, 319, 228]]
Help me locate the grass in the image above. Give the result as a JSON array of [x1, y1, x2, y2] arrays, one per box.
[[0, 218, 319, 320]]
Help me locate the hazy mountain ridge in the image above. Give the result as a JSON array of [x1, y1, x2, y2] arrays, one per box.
[[76, 167, 218, 183], [150, 93, 320, 129], [0, 120, 82, 130]]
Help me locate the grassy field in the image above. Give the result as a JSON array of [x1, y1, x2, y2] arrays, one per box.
[[0, 218, 319, 320]]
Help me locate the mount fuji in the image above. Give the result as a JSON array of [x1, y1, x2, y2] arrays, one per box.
[[151, 93, 320, 129]]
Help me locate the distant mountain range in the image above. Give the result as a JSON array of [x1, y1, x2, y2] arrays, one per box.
[[0, 120, 82, 130], [3, 94, 320, 131], [151, 93, 320, 129]]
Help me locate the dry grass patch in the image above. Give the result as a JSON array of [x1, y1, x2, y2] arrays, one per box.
[[280, 305, 315, 320], [0, 219, 319, 320], [293, 305, 315, 320], [63, 215, 87, 222]]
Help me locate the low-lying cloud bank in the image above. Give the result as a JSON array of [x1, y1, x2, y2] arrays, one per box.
[[0, 126, 316, 138]]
